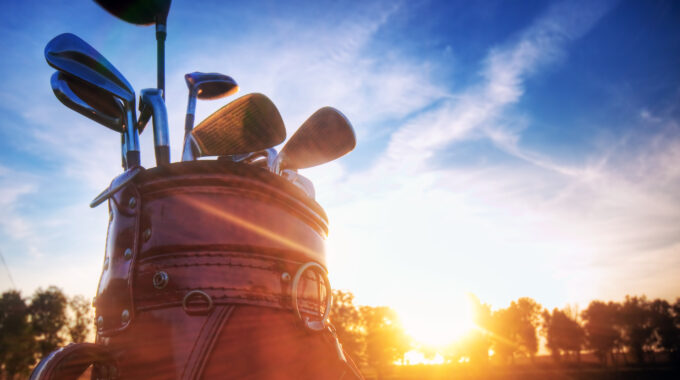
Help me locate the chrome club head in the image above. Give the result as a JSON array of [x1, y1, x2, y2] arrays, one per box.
[[185, 93, 286, 159], [45, 33, 140, 169], [182, 72, 239, 161], [272, 107, 356, 174], [51, 72, 123, 132]]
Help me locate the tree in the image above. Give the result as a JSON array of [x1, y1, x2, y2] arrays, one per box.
[[330, 290, 364, 363], [542, 308, 585, 362], [361, 306, 410, 379], [582, 300, 621, 365], [30, 286, 68, 356], [0, 290, 37, 379], [68, 295, 93, 343], [649, 298, 680, 362], [619, 295, 655, 364], [489, 298, 541, 364]]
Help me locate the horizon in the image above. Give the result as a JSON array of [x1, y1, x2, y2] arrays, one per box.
[[0, 0, 679, 352]]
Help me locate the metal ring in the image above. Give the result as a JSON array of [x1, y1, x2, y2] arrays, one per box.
[[291, 262, 332, 332], [182, 290, 213, 315]]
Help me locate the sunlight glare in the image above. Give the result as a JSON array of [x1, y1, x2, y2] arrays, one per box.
[[396, 350, 446, 365], [398, 292, 475, 347]]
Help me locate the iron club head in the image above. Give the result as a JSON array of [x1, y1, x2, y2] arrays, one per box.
[[272, 107, 356, 174], [186, 93, 286, 158], [51, 71, 123, 132], [45, 33, 140, 168]]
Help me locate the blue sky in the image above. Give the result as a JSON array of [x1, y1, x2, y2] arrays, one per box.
[[1, 0, 679, 344]]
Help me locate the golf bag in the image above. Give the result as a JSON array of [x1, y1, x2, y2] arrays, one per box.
[[31, 161, 363, 379]]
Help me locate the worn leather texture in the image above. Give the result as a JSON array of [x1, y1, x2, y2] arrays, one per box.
[[87, 161, 362, 379]]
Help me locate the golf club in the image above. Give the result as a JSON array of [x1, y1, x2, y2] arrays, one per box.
[[51, 72, 123, 132], [182, 72, 239, 161], [184, 93, 286, 159], [282, 169, 315, 199], [227, 148, 277, 169], [138, 88, 170, 166], [90, 166, 143, 208], [272, 107, 356, 174], [93, 0, 171, 98], [45, 33, 140, 169]]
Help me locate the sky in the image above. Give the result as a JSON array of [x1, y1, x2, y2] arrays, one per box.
[[0, 0, 679, 346]]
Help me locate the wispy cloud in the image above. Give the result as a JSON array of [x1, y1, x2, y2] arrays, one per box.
[[309, 0, 679, 311]]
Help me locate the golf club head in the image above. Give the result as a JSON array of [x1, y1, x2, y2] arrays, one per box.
[[186, 72, 239, 100], [45, 33, 134, 98], [51, 72, 124, 132], [282, 169, 315, 199], [93, 0, 171, 25], [273, 107, 356, 173], [139, 88, 170, 166], [45, 33, 140, 168], [181, 72, 240, 161], [189, 93, 286, 158]]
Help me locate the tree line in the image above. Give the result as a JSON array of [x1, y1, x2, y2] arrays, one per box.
[[330, 291, 680, 375], [2, 287, 679, 379], [0, 287, 92, 379]]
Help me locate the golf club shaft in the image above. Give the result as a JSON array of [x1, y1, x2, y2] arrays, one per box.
[[182, 91, 197, 161], [156, 22, 166, 99]]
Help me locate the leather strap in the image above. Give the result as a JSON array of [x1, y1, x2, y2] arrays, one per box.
[[182, 305, 236, 380], [134, 252, 327, 317]]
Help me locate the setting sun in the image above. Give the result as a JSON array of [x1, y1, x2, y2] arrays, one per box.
[[398, 293, 476, 348]]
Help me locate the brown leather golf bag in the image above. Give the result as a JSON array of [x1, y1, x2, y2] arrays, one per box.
[[31, 161, 363, 379]]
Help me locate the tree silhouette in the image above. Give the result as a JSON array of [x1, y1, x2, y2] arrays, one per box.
[[618, 295, 655, 364], [582, 300, 621, 365], [489, 298, 541, 364], [648, 298, 680, 363], [68, 295, 93, 343], [361, 306, 410, 379], [542, 307, 585, 362], [330, 290, 364, 363], [0, 290, 37, 379], [30, 286, 68, 356]]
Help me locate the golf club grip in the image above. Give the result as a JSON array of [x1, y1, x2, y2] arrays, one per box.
[[155, 146, 170, 166]]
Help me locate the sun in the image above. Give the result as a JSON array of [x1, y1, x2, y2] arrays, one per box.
[[398, 292, 476, 348]]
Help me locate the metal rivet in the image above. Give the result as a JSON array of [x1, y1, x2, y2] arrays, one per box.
[[124, 248, 133, 260], [97, 316, 104, 329], [102, 257, 109, 270], [153, 271, 169, 289], [128, 197, 136, 209], [281, 272, 291, 282], [121, 309, 130, 324], [143, 228, 152, 242]]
